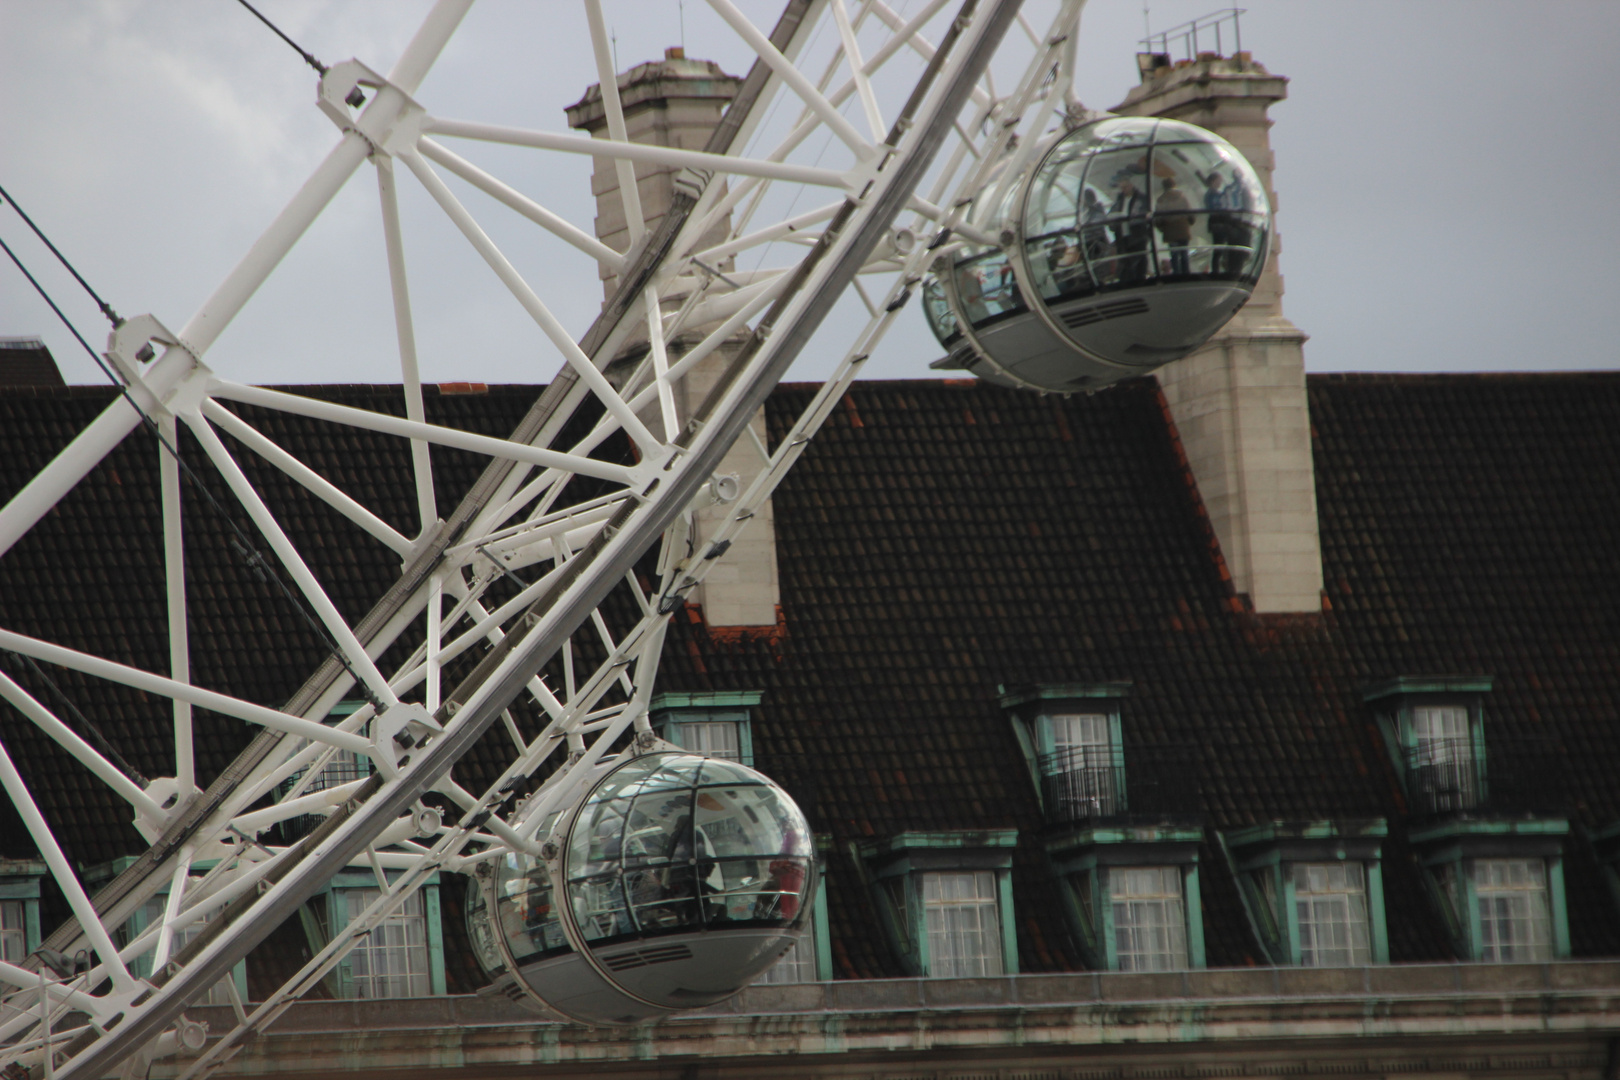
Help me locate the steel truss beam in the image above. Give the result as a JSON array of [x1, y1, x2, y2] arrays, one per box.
[[0, 2, 1093, 1076]]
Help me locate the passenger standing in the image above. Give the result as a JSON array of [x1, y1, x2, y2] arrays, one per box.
[[1154, 177, 1193, 276], [1109, 175, 1150, 284], [1220, 170, 1254, 276]]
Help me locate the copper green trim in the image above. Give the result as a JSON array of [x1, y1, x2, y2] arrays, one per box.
[[1043, 824, 1205, 852], [997, 682, 1132, 710], [859, 830, 1019, 859], [650, 690, 763, 709], [1410, 818, 1569, 845], [1362, 675, 1493, 702], [1227, 820, 1388, 848]]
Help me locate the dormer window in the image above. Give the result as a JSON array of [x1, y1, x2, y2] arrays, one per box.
[[1225, 821, 1390, 967], [857, 831, 1019, 978], [1364, 676, 1490, 817], [1001, 683, 1129, 824], [651, 691, 761, 766]]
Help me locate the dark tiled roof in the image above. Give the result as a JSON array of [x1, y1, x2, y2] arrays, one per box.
[[2, 371, 1617, 986]]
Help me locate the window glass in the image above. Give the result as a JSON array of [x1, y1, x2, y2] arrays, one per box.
[[680, 720, 741, 761], [954, 250, 1025, 327], [921, 870, 1003, 978], [1473, 858, 1553, 962], [1, 900, 26, 963], [342, 888, 432, 998], [1049, 713, 1111, 762], [1043, 713, 1121, 819], [1291, 862, 1372, 967], [755, 914, 819, 984], [1408, 705, 1478, 811], [1110, 866, 1187, 971]]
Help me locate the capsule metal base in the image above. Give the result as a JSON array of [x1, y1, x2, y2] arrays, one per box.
[[511, 926, 801, 1026], [943, 281, 1252, 392]]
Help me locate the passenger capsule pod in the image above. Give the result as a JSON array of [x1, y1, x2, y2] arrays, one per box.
[[479, 752, 815, 1025], [925, 116, 1271, 392]]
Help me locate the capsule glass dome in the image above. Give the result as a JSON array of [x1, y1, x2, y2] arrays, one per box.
[[487, 753, 814, 1025], [924, 116, 1271, 392]]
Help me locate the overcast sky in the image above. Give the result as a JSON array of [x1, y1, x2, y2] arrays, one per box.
[[3, 1, 1618, 389]]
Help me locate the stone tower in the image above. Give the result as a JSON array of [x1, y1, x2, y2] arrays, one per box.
[[566, 50, 781, 628], [1113, 53, 1324, 614]]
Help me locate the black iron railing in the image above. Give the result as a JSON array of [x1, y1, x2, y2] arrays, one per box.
[[1403, 738, 1566, 819], [1037, 746, 1200, 825]]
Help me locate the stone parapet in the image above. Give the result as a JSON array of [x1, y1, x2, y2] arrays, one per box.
[[188, 962, 1620, 1078]]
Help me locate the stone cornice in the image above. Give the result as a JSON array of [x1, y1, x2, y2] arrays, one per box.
[[184, 963, 1620, 1078]]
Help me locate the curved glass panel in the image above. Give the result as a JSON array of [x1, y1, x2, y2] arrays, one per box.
[[955, 249, 1026, 327], [495, 851, 568, 966], [921, 275, 960, 347], [465, 874, 507, 977], [561, 753, 814, 949]]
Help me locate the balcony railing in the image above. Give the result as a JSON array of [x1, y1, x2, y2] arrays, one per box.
[[1037, 746, 1200, 825], [1403, 738, 1567, 819]]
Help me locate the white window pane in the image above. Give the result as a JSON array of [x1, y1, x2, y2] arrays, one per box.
[[921, 871, 1003, 978], [0, 900, 25, 962], [1109, 867, 1187, 971], [681, 721, 741, 761], [1293, 862, 1372, 967], [1051, 714, 1111, 756], [1472, 859, 1553, 962], [340, 888, 433, 998]]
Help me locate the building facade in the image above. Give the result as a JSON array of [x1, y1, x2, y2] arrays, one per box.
[[0, 45, 1618, 1080]]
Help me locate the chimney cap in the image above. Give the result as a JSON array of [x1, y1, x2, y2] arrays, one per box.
[[565, 55, 742, 131]]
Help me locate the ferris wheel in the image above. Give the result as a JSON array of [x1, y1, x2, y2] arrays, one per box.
[[0, 1, 1269, 1076]]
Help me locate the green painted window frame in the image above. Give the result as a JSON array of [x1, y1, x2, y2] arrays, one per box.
[[300, 869, 447, 998], [856, 831, 1019, 977], [1411, 819, 1571, 962], [1224, 822, 1391, 967], [998, 683, 1130, 817], [650, 690, 762, 767], [1046, 827, 1205, 971], [0, 860, 47, 960]]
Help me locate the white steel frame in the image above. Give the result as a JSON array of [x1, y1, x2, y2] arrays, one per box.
[[0, 1, 1089, 1076]]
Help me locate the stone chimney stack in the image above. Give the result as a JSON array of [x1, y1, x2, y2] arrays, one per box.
[[566, 50, 781, 628], [1112, 53, 1324, 614]]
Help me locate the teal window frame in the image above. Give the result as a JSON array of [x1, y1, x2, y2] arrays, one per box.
[[0, 860, 47, 960], [1363, 676, 1491, 806], [999, 683, 1130, 816], [301, 869, 447, 998], [856, 831, 1019, 977], [1223, 821, 1391, 967], [1045, 825, 1205, 970], [650, 690, 762, 766], [1411, 818, 1571, 961]]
